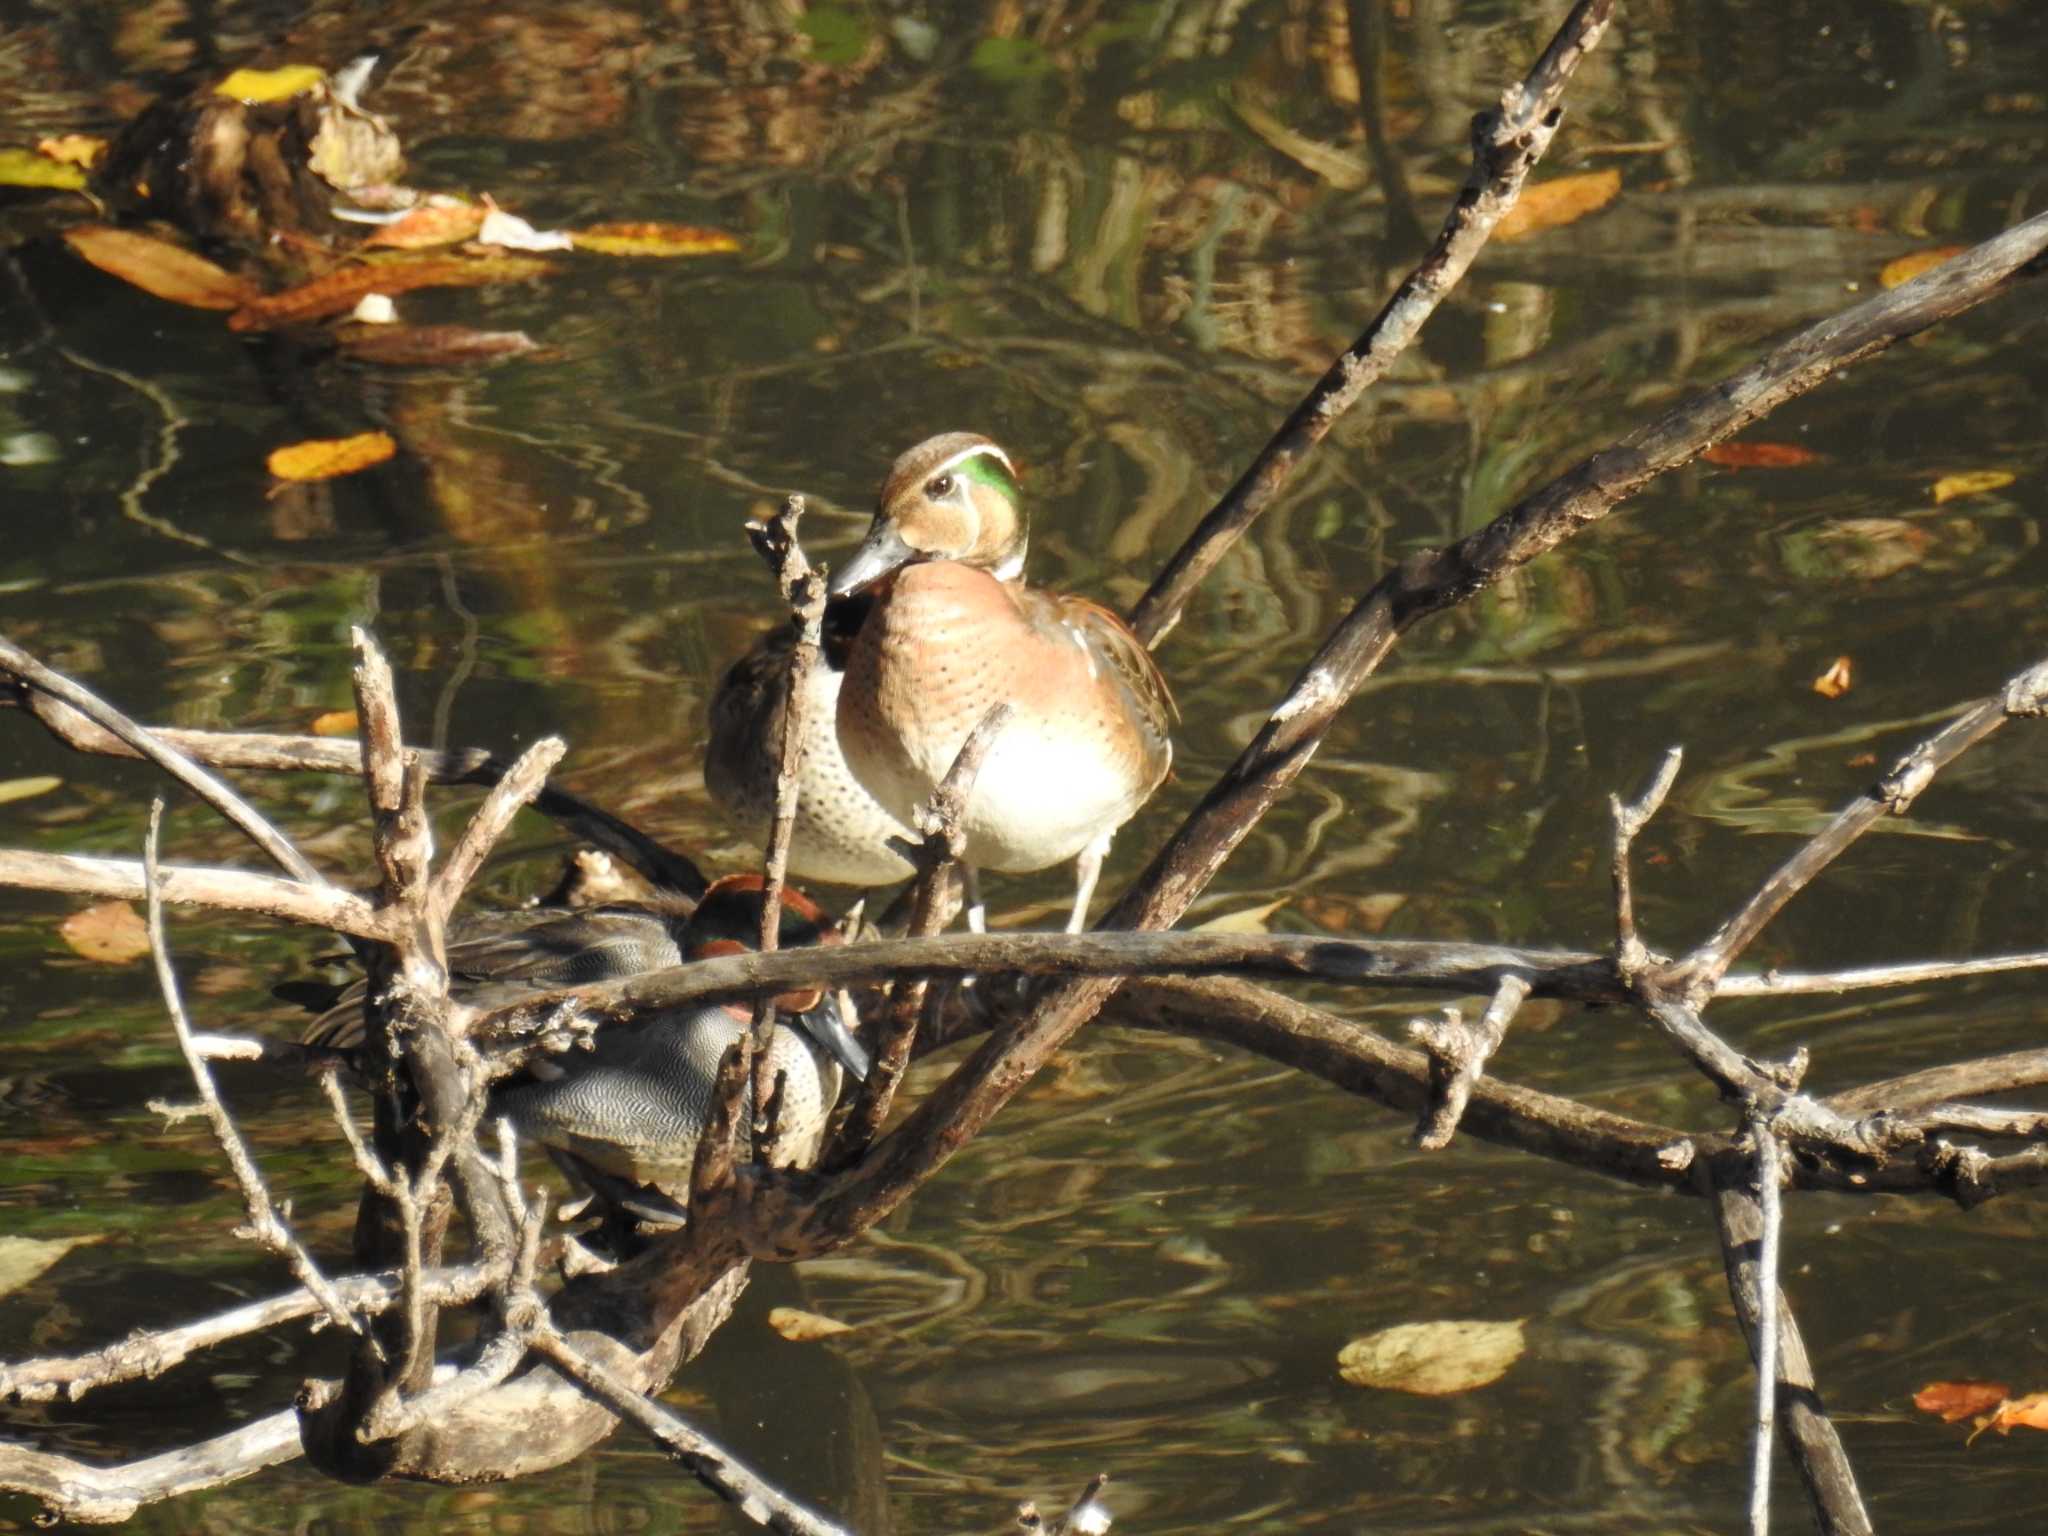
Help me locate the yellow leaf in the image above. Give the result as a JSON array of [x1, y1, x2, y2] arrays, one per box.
[[0, 1234, 101, 1300], [570, 222, 744, 257], [36, 134, 108, 169], [59, 900, 151, 964], [1193, 898, 1289, 935], [213, 65, 327, 104], [267, 431, 397, 483], [0, 148, 87, 191], [1931, 469, 2015, 505], [0, 775, 62, 806], [63, 225, 258, 310], [309, 709, 360, 737], [1496, 170, 1621, 240], [229, 254, 556, 331], [1879, 246, 1966, 290], [767, 1306, 854, 1342], [1812, 655, 1853, 700], [1339, 1319, 1527, 1396]]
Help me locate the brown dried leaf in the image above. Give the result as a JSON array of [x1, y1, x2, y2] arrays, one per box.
[[767, 1306, 854, 1342], [1812, 655, 1853, 700], [1338, 1319, 1526, 1395], [63, 226, 258, 310], [1913, 1380, 2010, 1423], [228, 254, 556, 332], [335, 324, 538, 367], [1986, 1392, 2048, 1435], [1701, 440, 1823, 469], [59, 900, 151, 964], [267, 431, 396, 483], [35, 134, 108, 169], [1879, 246, 1967, 290], [1193, 898, 1289, 935], [570, 222, 744, 257], [309, 709, 360, 737], [1931, 469, 2016, 505], [361, 200, 487, 250], [1496, 170, 1621, 241]]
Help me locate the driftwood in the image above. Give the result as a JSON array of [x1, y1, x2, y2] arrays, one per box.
[[4, 2, 2048, 1531]]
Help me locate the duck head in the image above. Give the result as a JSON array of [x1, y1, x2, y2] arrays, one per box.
[[828, 433, 1025, 597]]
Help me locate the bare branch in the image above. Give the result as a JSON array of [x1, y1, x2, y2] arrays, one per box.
[[1747, 1120, 1785, 1536], [1410, 972, 1531, 1150], [1610, 748, 1683, 974], [0, 848, 390, 939], [0, 1408, 304, 1525], [429, 734, 570, 927]]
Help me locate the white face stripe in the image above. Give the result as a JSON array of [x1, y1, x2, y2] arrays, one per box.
[[930, 441, 1018, 483]]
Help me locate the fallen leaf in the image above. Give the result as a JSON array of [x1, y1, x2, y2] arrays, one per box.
[[267, 431, 396, 483], [1338, 1318, 1526, 1396], [36, 134, 108, 169], [310, 709, 359, 737], [59, 900, 151, 964], [1193, 898, 1288, 935], [569, 222, 745, 257], [1879, 246, 1966, 290], [1812, 656, 1853, 700], [213, 64, 327, 104], [1986, 1392, 2048, 1435], [1913, 1380, 2010, 1423], [360, 199, 487, 250], [476, 206, 573, 253], [1702, 441, 1822, 469], [0, 1234, 101, 1300], [228, 254, 556, 331], [1496, 170, 1621, 240], [335, 324, 538, 367], [1932, 469, 2016, 505], [63, 226, 258, 310], [0, 148, 88, 191], [767, 1306, 854, 1342], [0, 775, 62, 806]]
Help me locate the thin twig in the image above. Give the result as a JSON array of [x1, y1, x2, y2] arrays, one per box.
[[1749, 1117, 1784, 1536], [0, 848, 391, 938], [1410, 972, 1531, 1150], [428, 735, 569, 927], [1610, 747, 1683, 975]]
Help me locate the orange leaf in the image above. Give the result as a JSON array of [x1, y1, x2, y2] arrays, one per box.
[[1702, 441, 1823, 470], [1931, 469, 2016, 505], [1812, 656, 1853, 700], [63, 226, 258, 311], [361, 200, 488, 250], [309, 709, 360, 737], [36, 134, 108, 169], [267, 431, 397, 483], [1495, 170, 1621, 241], [59, 900, 151, 964], [1879, 246, 1967, 290], [228, 254, 557, 332], [1986, 1392, 2048, 1435], [1914, 1380, 2010, 1423], [569, 222, 744, 257]]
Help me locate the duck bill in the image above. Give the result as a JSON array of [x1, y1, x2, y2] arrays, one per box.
[[828, 520, 918, 597], [799, 989, 871, 1082]]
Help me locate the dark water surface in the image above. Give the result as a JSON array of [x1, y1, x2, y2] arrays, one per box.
[[2, 1, 2046, 1531]]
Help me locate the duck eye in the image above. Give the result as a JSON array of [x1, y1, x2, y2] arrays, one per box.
[[925, 473, 955, 499]]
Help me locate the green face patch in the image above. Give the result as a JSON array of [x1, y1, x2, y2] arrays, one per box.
[[956, 447, 1020, 506]]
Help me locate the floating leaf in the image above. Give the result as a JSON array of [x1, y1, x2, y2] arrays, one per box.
[[1496, 170, 1621, 240], [1812, 655, 1853, 700], [213, 64, 327, 104], [310, 709, 359, 737], [1932, 469, 2015, 505], [335, 324, 538, 367], [767, 1306, 854, 1342], [267, 431, 396, 482], [1702, 440, 1822, 469], [0, 775, 62, 806], [1339, 1318, 1527, 1396], [477, 206, 573, 252], [1193, 898, 1288, 935], [59, 900, 150, 964], [0, 1234, 101, 1300], [1879, 246, 1966, 290], [1985, 1392, 2048, 1435], [361, 199, 487, 250], [570, 222, 744, 257], [1914, 1380, 2010, 1423], [63, 225, 258, 310], [228, 254, 556, 331], [36, 134, 108, 168], [0, 148, 87, 190]]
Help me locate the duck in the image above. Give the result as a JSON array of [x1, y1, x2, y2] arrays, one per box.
[[304, 875, 869, 1226], [828, 432, 1175, 933], [705, 594, 919, 890]]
